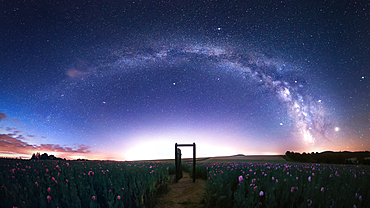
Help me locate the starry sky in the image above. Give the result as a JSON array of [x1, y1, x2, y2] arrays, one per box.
[[0, 0, 369, 161]]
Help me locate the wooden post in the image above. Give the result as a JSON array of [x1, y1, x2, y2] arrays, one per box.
[[175, 143, 196, 183], [175, 143, 178, 182], [193, 142, 196, 182], [179, 149, 182, 179]]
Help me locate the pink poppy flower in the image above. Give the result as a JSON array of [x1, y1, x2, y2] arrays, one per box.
[[92, 196, 96, 200], [117, 195, 121, 200], [307, 199, 312, 206], [47, 195, 51, 203]]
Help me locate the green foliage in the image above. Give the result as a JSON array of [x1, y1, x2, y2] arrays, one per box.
[[3, 158, 369, 208], [0, 159, 173, 208], [186, 162, 370, 208]]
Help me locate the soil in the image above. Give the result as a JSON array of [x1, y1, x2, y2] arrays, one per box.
[[155, 171, 207, 208]]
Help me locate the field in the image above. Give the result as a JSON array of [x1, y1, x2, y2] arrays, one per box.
[[184, 161, 370, 208], [0, 159, 173, 208], [1, 156, 369, 208]]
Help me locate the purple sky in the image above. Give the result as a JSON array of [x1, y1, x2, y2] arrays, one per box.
[[1, 0, 369, 160]]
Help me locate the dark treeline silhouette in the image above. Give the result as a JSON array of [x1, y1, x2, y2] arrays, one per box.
[[30, 152, 66, 160], [285, 151, 370, 165]]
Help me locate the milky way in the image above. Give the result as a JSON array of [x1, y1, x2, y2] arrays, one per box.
[[51, 41, 332, 146], [2, 0, 369, 160]]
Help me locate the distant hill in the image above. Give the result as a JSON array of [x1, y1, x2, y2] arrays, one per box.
[[136, 155, 287, 163], [203, 155, 286, 163]]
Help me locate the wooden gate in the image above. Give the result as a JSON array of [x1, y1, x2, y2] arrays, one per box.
[[175, 143, 196, 182]]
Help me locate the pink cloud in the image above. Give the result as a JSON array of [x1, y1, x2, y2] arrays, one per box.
[[0, 134, 91, 158], [0, 112, 93, 159], [0, 112, 6, 121], [66, 69, 87, 78]]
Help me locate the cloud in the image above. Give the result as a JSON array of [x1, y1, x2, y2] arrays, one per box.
[[0, 112, 6, 121], [0, 134, 91, 158], [66, 69, 87, 78], [0, 112, 91, 159]]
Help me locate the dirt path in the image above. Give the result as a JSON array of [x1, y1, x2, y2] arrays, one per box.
[[155, 172, 207, 208]]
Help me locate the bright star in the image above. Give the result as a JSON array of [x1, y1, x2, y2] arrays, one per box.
[[335, 127, 340, 132]]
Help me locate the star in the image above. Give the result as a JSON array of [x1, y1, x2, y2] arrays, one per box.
[[1, 0, 369, 161]]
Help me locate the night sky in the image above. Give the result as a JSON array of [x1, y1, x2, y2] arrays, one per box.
[[1, 0, 369, 160]]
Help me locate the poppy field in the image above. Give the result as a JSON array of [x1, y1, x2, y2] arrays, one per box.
[[184, 162, 370, 207], [1, 158, 370, 208], [0, 159, 173, 208]]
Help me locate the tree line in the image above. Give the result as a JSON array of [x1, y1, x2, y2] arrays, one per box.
[[30, 152, 65, 160], [285, 151, 370, 165]]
